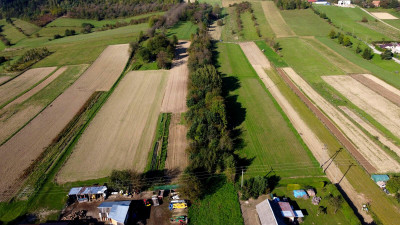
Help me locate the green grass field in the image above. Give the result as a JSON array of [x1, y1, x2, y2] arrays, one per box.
[[13, 19, 40, 35], [221, 7, 240, 42], [217, 42, 322, 178], [188, 178, 243, 225], [241, 11, 260, 40], [167, 21, 198, 40], [1, 21, 26, 44], [38, 26, 82, 37], [252, 2, 274, 38], [280, 9, 332, 36], [254, 41, 287, 67]]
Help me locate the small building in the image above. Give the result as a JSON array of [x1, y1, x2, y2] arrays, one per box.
[[256, 199, 304, 225], [371, 174, 390, 188], [98, 201, 131, 225], [68, 186, 107, 203], [372, 0, 380, 7], [314, 0, 330, 5], [338, 0, 351, 6], [293, 190, 308, 199], [278, 201, 304, 222], [379, 43, 400, 54]]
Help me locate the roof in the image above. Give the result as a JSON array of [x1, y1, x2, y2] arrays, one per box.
[[68, 186, 107, 196], [98, 201, 131, 209], [371, 175, 389, 183], [293, 190, 307, 198], [109, 205, 130, 224], [308, 0, 317, 2], [256, 199, 278, 225], [294, 210, 304, 217], [278, 202, 295, 217]]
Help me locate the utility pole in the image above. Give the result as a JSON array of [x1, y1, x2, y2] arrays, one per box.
[[241, 169, 244, 188]]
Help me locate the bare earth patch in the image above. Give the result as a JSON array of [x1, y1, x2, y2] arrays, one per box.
[[165, 113, 188, 172], [239, 42, 271, 69], [284, 70, 400, 173], [0, 76, 10, 84], [371, 12, 398, 20], [261, 1, 295, 38], [57, 70, 169, 183], [0, 44, 130, 200], [0, 67, 56, 107], [323, 75, 400, 140], [161, 41, 190, 113]]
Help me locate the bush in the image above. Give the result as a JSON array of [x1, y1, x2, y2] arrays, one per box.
[[329, 30, 336, 39], [387, 176, 400, 193], [109, 169, 143, 192], [241, 176, 269, 200], [356, 44, 362, 54], [342, 36, 352, 47], [156, 51, 172, 69], [381, 49, 393, 60], [65, 29, 76, 36], [361, 16, 368, 23], [362, 47, 373, 60], [53, 34, 62, 39]]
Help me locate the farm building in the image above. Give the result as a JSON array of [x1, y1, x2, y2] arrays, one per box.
[[314, 0, 330, 5], [372, 0, 380, 7], [379, 43, 400, 54], [371, 174, 390, 188], [68, 186, 107, 203], [256, 198, 304, 225], [338, 0, 351, 6], [98, 201, 131, 225]]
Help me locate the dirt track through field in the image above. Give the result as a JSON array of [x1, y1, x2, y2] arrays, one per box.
[[161, 41, 189, 113], [339, 106, 400, 157], [0, 67, 56, 107], [165, 113, 188, 172], [239, 44, 373, 222], [58, 70, 168, 183], [0, 44, 130, 200], [351, 74, 400, 107], [261, 1, 295, 38], [282, 68, 400, 173], [371, 12, 398, 20], [239, 42, 271, 69], [323, 75, 400, 140]]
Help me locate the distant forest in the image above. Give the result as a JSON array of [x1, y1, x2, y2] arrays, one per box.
[[0, 0, 180, 25]]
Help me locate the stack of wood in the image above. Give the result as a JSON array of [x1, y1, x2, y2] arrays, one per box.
[[61, 210, 88, 220]]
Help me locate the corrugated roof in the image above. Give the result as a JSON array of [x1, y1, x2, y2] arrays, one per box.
[[68, 186, 107, 195], [98, 201, 131, 209], [278, 202, 295, 217], [294, 210, 304, 218], [256, 199, 278, 225], [109, 204, 130, 224]]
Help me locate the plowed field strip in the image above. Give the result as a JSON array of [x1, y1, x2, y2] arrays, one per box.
[[239, 42, 271, 69], [165, 113, 188, 171], [261, 1, 295, 38]]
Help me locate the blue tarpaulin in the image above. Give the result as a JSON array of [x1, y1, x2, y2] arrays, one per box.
[[293, 190, 307, 198], [371, 175, 389, 183]]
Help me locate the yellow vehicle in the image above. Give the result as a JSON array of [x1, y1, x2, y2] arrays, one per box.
[[169, 202, 187, 210]]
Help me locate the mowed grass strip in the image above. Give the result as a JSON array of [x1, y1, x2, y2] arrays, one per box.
[[58, 70, 169, 182], [1, 21, 26, 44], [261, 1, 295, 38], [254, 41, 287, 67], [13, 19, 40, 35], [167, 21, 198, 40], [218, 42, 321, 178], [241, 11, 260, 40], [252, 2, 274, 38], [280, 9, 332, 37]]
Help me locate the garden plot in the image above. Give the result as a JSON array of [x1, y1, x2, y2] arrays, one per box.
[[161, 41, 190, 113], [165, 113, 189, 172], [323, 75, 400, 139], [261, 1, 295, 38], [58, 70, 169, 183], [0, 44, 130, 198], [0, 76, 10, 84], [371, 12, 398, 20], [0, 67, 56, 107], [284, 68, 400, 173]]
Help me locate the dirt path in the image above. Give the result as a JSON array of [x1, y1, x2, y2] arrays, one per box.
[[339, 106, 400, 157], [58, 70, 168, 183], [351, 74, 400, 107], [283, 68, 400, 173], [323, 75, 400, 140], [261, 1, 295, 38], [208, 21, 221, 41], [165, 113, 188, 173], [0, 44, 130, 200], [0, 67, 56, 107], [161, 41, 190, 113], [239, 42, 271, 69]]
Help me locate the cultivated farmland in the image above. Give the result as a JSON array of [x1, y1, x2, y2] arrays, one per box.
[[323, 75, 400, 139], [58, 70, 168, 182], [165, 114, 189, 171], [0, 44, 129, 200], [371, 12, 398, 20], [0, 67, 56, 107], [261, 1, 295, 38]]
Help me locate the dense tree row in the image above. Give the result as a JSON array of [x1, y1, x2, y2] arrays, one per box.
[[6, 47, 51, 71], [275, 0, 310, 10]]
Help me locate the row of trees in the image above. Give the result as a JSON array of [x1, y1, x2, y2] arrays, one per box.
[[328, 30, 374, 60], [6, 47, 51, 71], [275, 0, 311, 10]]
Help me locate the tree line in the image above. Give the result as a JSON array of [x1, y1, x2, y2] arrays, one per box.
[[275, 0, 311, 10], [6, 47, 51, 71]]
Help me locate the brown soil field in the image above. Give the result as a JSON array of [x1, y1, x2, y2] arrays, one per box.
[[323, 75, 400, 139], [165, 113, 188, 172], [261, 1, 295, 38], [208, 21, 221, 41], [161, 41, 189, 113], [283, 68, 400, 173], [351, 74, 400, 107], [339, 106, 400, 157], [0, 67, 56, 107], [57, 70, 169, 183], [0, 44, 130, 199], [0, 76, 10, 84], [240, 43, 373, 222], [371, 12, 398, 20], [239, 42, 271, 69]]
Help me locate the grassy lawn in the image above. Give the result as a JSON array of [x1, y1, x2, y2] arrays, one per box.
[[188, 177, 243, 225], [1, 22, 26, 44], [313, 5, 390, 42], [38, 26, 82, 37], [251, 2, 274, 39], [167, 21, 198, 40], [254, 40, 287, 67], [241, 11, 260, 40], [280, 9, 332, 37], [217, 42, 322, 178], [13, 19, 40, 35]]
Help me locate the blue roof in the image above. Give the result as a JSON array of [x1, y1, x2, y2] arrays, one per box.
[[109, 205, 130, 223], [293, 190, 307, 198], [68, 186, 107, 195], [371, 175, 389, 183], [98, 201, 131, 209]]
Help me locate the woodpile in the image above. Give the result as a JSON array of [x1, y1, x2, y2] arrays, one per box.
[[61, 210, 88, 220]]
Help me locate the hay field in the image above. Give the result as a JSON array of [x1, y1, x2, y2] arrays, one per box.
[[284, 68, 400, 173], [0, 44, 129, 195], [161, 41, 189, 113], [323, 75, 400, 139], [58, 70, 169, 182], [0, 67, 56, 107], [261, 1, 295, 38], [371, 12, 398, 20]]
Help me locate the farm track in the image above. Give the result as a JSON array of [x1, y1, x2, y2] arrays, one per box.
[[0, 44, 130, 200], [323, 75, 400, 140], [260, 1, 295, 38], [239, 42, 373, 223], [238, 42, 271, 69], [165, 113, 188, 173], [0, 67, 56, 107]]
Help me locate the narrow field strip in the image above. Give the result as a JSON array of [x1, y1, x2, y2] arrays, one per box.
[[351, 74, 400, 107], [0, 76, 10, 85], [261, 1, 295, 38], [58, 70, 168, 182], [165, 113, 189, 172], [238, 42, 271, 69], [323, 75, 400, 140], [0, 67, 56, 107], [283, 68, 399, 173], [0, 44, 130, 198]]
